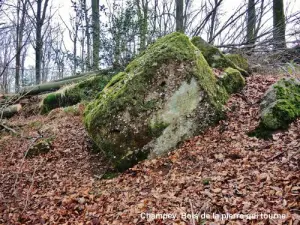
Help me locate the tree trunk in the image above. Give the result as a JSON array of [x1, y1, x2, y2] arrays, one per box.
[[15, 0, 22, 92], [176, 0, 184, 33], [83, 0, 91, 70], [92, 0, 100, 70], [246, 0, 256, 50], [113, 32, 121, 69], [73, 27, 78, 74], [73, 11, 79, 75], [208, 0, 220, 44], [273, 0, 286, 49], [21, 48, 27, 86], [136, 0, 148, 51], [35, 0, 42, 84], [34, 0, 50, 84], [81, 28, 85, 72], [141, 0, 148, 51]]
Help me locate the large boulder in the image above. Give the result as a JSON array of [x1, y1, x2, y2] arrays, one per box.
[[260, 77, 300, 130], [191, 37, 249, 76], [84, 32, 229, 171]]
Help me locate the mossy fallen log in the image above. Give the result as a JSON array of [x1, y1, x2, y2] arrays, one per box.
[[21, 70, 116, 96], [53, 69, 118, 83], [21, 75, 95, 95], [40, 75, 112, 114], [51, 72, 96, 83], [0, 104, 22, 118]]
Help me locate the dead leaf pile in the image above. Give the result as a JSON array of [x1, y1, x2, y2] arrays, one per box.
[[0, 74, 299, 224]]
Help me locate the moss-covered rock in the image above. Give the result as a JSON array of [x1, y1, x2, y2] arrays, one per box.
[[84, 32, 229, 171], [25, 139, 52, 158], [260, 77, 300, 130], [226, 54, 250, 72], [218, 68, 245, 94], [40, 75, 111, 114], [191, 37, 248, 76]]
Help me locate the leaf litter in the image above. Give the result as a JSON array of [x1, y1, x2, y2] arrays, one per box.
[[0, 74, 299, 224]]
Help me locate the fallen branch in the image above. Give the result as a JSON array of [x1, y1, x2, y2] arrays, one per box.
[[13, 133, 43, 197], [0, 123, 18, 134], [22, 159, 41, 214], [266, 149, 289, 162], [189, 199, 196, 225]]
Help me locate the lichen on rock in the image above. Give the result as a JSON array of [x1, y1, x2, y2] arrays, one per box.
[[218, 68, 245, 94], [191, 36, 248, 76], [260, 77, 300, 130], [84, 32, 229, 171]]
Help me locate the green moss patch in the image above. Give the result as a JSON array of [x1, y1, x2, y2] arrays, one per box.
[[191, 37, 248, 76], [41, 75, 111, 114], [259, 77, 300, 131], [247, 124, 274, 140], [226, 54, 249, 72], [101, 171, 120, 180], [218, 68, 246, 94], [25, 138, 53, 158]]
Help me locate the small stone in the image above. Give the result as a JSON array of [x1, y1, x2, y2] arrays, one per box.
[[25, 140, 51, 158], [77, 197, 86, 204]]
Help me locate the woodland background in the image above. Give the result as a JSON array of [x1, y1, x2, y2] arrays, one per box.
[[0, 0, 299, 93]]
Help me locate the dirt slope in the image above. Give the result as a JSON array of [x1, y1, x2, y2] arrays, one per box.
[[0, 74, 299, 224]]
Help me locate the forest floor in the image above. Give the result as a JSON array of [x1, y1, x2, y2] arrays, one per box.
[[0, 74, 299, 225]]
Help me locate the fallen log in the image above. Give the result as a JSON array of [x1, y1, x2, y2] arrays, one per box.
[[20, 68, 120, 96], [48, 69, 118, 83], [52, 71, 98, 83], [21, 73, 101, 95], [0, 104, 22, 119], [0, 75, 99, 106]]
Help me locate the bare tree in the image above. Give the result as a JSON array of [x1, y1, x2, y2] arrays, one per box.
[[15, 0, 28, 92], [83, 0, 91, 70], [247, 0, 256, 48], [92, 0, 99, 70], [27, 0, 51, 84], [273, 0, 286, 49], [136, 0, 149, 51], [0, 33, 13, 93], [208, 0, 222, 43], [176, 0, 184, 33]]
